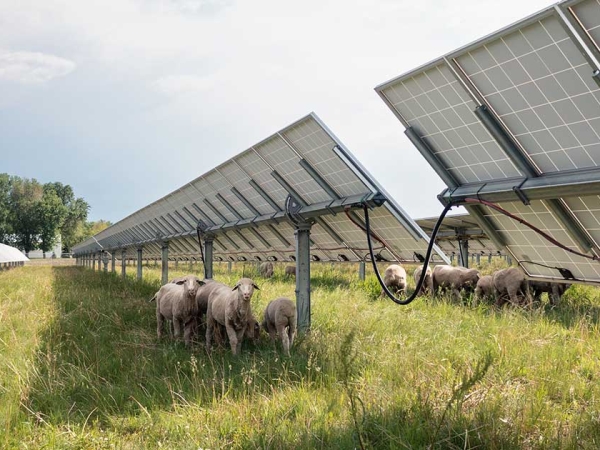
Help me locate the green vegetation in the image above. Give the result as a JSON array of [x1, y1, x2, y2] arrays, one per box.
[[0, 174, 92, 253], [2, 262, 600, 448]]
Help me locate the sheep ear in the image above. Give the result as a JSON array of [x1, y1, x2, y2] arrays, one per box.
[[196, 279, 205, 286], [232, 284, 240, 291], [175, 279, 185, 285], [253, 283, 260, 290]]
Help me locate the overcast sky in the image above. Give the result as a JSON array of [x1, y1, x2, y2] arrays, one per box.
[[1, 0, 552, 223]]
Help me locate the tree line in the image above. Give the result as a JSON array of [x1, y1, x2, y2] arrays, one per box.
[[0, 174, 111, 255]]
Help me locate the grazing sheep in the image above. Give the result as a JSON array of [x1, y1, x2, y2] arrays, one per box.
[[474, 275, 494, 304], [529, 280, 571, 305], [285, 265, 296, 278], [262, 297, 297, 356], [493, 268, 530, 306], [259, 262, 274, 278], [413, 265, 433, 296], [205, 278, 259, 355], [382, 264, 407, 296], [432, 265, 480, 301], [213, 313, 261, 347], [152, 275, 206, 347]]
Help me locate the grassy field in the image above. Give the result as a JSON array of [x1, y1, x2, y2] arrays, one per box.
[[1, 261, 600, 449]]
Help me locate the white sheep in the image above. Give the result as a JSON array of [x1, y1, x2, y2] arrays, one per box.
[[284, 265, 296, 278], [262, 297, 297, 356], [259, 261, 274, 278], [152, 275, 206, 347], [413, 265, 433, 296], [205, 277, 259, 355], [382, 264, 407, 296]]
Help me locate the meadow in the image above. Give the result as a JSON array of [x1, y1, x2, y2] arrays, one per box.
[[1, 260, 600, 449]]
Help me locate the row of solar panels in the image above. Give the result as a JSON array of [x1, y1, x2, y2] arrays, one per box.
[[75, 0, 600, 284], [73, 114, 449, 265]]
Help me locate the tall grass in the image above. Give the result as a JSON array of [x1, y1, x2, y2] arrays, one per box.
[[1, 262, 600, 448]]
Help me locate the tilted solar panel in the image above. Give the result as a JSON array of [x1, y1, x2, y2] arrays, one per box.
[[73, 113, 449, 265], [377, 0, 600, 284]]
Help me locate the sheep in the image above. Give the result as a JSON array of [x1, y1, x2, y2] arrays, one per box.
[[493, 267, 531, 307], [259, 261, 274, 278], [528, 280, 571, 305], [284, 265, 296, 278], [212, 313, 261, 348], [205, 278, 259, 355], [413, 265, 433, 296], [152, 275, 206, 347], [262, 297, 297, 356], [474, 275, 494, 304], [382, 264, 407, 296], [432, 265, 480, 301]]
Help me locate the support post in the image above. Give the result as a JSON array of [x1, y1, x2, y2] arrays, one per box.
[[121, 249, 127, 279], [204, 236, 214, 279], [458, 239, 469, 268], [228, 261, 232, 274], [488, 253, 492, 264], [102, 252, 108, 273], [358, 261, 366, 281], [161, 241, 169, 285], [111, 252, 116, 273], [92, 253, 97, 271], [137, 247, 143, 281], [476, 253, 481, 265], [175, 257, 178, 271], [189, 259, 193, 271], [295, 222, 312, 333]]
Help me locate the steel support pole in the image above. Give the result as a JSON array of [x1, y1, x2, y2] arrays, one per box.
[[295, 222, 312, 333], [111, 252, 116, 273], [189, 259, 193, 271], [93, 253, 97, 271], [161, 241, 169, 285], [121, 249, 127, 279], [358, 261, 366, 281], [476, 253, 481, 265], [175, 258, 178, 271], [228, 261, 232, 274], [488, 253, 493, 264], [204, 236, 214, 279], [137, 247, 143, 281], [102, 253, 108, 273], [458, 240, 469, 268]]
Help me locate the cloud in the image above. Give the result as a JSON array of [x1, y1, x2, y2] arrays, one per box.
[[151, 74, 215, 95], [0, 51, 76, 83]]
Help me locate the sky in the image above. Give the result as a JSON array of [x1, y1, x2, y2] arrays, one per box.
[[1, 0, 553, 224]]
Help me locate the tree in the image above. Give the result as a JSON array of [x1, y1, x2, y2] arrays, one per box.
[[0, 174, 13, 244], [9, 177, 44, 254], [37, 188, 68, 254], [43, 182, 89, 252]]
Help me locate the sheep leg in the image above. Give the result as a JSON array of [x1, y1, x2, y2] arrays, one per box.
[[157, 311, 164, 339], [183, 320, 194, 347], [288, 319, 297, 349], [277, 324, 290, 357], [205, 312, 215, 352], [225, 323, 239, 355], [173, 318, 183, 340], [266, 321, 277, 343]]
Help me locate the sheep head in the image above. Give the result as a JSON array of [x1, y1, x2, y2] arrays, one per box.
[[175, 275, 205, 300], [232, 278, 259, 301]]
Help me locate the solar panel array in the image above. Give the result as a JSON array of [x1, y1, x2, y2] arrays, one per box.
[[415, 213, 505, 256], [377, 0, 600, 284], [73, 113, 448, 265]]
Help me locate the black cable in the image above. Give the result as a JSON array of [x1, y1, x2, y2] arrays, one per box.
[[196, 228, 207, 280], [363, 202, 455, 305]]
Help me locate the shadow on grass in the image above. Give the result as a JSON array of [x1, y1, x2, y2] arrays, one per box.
[[25, 267, 331, 427]]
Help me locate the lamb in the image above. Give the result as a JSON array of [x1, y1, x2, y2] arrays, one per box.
[[259, 261, 274, 278], [382, 264, 407, 296], [474, 275, 494, 304], [152, 275, 206, 347], [205, 277, 259, 355], [262, 297, 297, 356], [413, 265, 433, 296], [213, 313, 261, 347], [284, 265, 296, 278]]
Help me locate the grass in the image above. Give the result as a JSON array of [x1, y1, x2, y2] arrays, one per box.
[[1, 261, 600, 448]]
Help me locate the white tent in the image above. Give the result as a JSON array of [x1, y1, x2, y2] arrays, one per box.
[[0, 243, 29, 263]]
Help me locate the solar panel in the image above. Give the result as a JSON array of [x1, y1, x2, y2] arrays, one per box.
[[377, 0, 600, 284], [73, 113, 449, 265]]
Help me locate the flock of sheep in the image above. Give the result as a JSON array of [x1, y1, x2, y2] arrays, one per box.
[[383, 264, 570, 306], [149, 260, 570, 356], [150, 262, 297, 356]]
